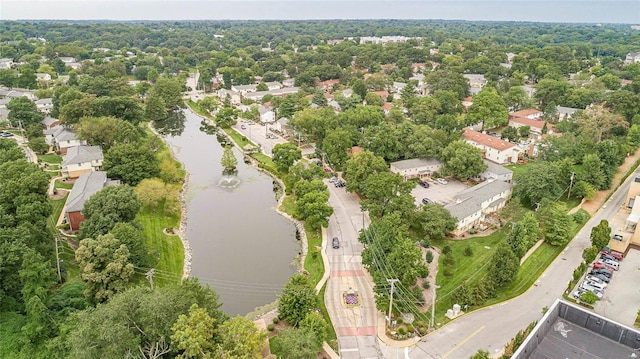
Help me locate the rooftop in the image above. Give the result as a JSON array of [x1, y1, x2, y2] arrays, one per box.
[[509, 116, 547, 129], [445, 180, 512, 220], [483, 159, 513, 176], [463, 129, 517, 151], [390, 158, 443, 170], [509, 108, 542, 118], [61, 145, 103, 166], [65, 171, 107, 213]]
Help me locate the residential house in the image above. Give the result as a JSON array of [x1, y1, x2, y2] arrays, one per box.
[[282, 78, 295, 87], [316, 79, 340, 92], [327, 100, 341, 113], [231, 84, 258, 95], [381, 102, 393, 115], [258, 105, 275, 124], [0, 58, 13, 69], [390, 158, 444, 180], [463, 129, 522, 165], [479, 160, 513, 183], [36, 73, 52, 86], [35, 98, 53, 114], [509, 108, 543, 120], [275, 117, 289, 132], [61, 145, 104, 178], [508, 116, 552, 135], [44, 126, 85, 154], [64, 171, 118, 231], [556, 106, 580, 121], [625, 52, 640, 65], [217, 89, 241, 105], [445, 180, 513, 235], [411, 63, 426, 73], [243, 87, 300, 102], [342, 89, 353, 98], [392, 82, 407, 93], [464, 74, 487, 95], [462, 96, 473, 110], [40, 116, 60, 130], [265, 81, 282, 90], [373, 90, 389, 101]]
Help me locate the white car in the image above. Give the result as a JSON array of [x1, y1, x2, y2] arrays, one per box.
[[436, 178, 448, 185], [585, 275, 607, 287]]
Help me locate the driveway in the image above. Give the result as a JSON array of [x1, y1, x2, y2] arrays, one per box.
[[324, 180, 381, 358], [593, 249, 640, 327], [232, 121, 287, 156], [411, 178, 468, 207]]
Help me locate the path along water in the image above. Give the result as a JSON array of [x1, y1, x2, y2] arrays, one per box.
[[162, 109, 298, 315]]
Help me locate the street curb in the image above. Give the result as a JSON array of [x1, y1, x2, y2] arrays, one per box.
[[315, 226, 330, 292]]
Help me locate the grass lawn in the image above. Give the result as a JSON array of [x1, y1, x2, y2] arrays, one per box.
[[304, 223, 324, 287], [186, 100, 213, 119], [224, 128, 252, 149], [318, 283, 338, 350], [55, 179, 74, 190], [39, 153, 62, 164], [136, 207, 183, 286]]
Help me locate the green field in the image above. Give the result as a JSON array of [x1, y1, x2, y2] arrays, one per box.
[[39, 153, 63, 164]]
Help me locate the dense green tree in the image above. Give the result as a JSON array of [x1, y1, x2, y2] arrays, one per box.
[[220, 146, 238, 172], [149, 76, 185, 111], [299, 312, 328, 348], [322, 128, 353, 169], [272, 143, 302, 172], [109, 222, 152, 269], [426, 70, 469, 99], [144, 94, 168, 121], [361, 122, 402, 161], [6, 97, 45, 127], [538, 202, 572, 246], [466, 87, 508, 129], [514, 161, 564, 206], [590, 219, 611, 250], [361, 172, 415, 218], [216, 316, 267, 359], [344, 151, 388, 194], [413, 204, 458, 241], [296, 190, 333, 230], [506, 213, 540, 259], [272, 328, 321, 359], [580, 153, 606, 190], [582, 245, 598, 264], [501, 126, 519, 142], [171, 304, 216, 358], [278, 273, 318, 326], [352, 78, 367, 99], [441, 140, 487, 179], [503, 86, 532, 111], [364, 92, 384, 107], [487, 245, 519, 289], [103, 143, 160, 186], [75, 234, 135, 303], [80, 184, 141, 239]]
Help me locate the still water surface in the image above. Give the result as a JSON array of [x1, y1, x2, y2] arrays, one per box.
[[162, 109, 298, 315]]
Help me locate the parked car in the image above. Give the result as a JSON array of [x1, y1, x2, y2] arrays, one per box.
[[588, 273, 611, 283], [241, 125, 246, 129], [0, 132, 13, 137], [599, 254, 618, 263], [584, 280, 606, 292], [334, 181, 345, 188], [590, 268, 613, 278], [593, 262, 615, 271], [612, 233, 623, 241], [579, 282, 604, 298], [599, 259, 619, 271], [332, 237, 340, 249], [609, 251, 624, 261], [329, 176, 338, 183], [585, 275, 608, 286], [422, 198, 434, 205], [418, 181, 430, 188], [436, 178, 448, 185], [572, 289, 586, 300]]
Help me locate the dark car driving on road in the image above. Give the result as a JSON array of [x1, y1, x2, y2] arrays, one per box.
[[332, 237, 340, 249]]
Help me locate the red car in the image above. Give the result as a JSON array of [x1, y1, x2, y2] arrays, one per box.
[[593, 262, 614, 271], [600, 250, 624, 261]]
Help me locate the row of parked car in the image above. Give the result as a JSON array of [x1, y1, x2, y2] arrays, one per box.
[[329, 176, 345, 188], [574, 250, 624, 301]]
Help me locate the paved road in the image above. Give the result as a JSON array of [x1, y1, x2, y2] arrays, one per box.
[[185, 71, 203, 102], [324, 180, 381, 358], [377, 167, 640, 358]]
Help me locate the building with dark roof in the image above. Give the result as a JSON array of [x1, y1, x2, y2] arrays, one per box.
[[390, 158, 443, 180], [64, 171, 118, 230]]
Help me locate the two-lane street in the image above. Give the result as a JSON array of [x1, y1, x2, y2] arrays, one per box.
[[324, 180, 380, 358]]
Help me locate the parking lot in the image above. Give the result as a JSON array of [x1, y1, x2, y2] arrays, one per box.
[[232, 120, 287, 156], [410, 177, 469, 207], [592, 249, 640, 327]]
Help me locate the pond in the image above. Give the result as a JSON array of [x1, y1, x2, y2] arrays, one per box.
[[161, 108, 298, 315]]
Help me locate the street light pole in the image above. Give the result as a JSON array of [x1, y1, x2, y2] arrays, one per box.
[[387, 278, 400, 325]]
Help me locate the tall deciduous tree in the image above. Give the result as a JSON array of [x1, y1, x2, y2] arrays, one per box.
[[413, 204, 458, 242], [590, 219, 611, 250], [272, 328, 321, 359], [75, 234, 135, 303], [344, 151, 388, 194], [466, 87, 508, 129], [80, 185, 141, 239], [272, 143, 302, 172], [7, 97, 45, 127], [216, 316, 267, 359], [441, 140, 487, 179], [278, 273, 318, 326], [171, 304, 216, 358], [220, 146, 238, 172], [487, 245, 519, 289], [103, 143, 160, 186], [109, 222, 152, 268]]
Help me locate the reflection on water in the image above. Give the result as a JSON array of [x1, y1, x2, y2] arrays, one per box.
[[162, 109, 298, 315], [154, 110, 186, 136]]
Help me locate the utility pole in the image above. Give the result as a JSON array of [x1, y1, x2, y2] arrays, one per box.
[[387, 279, 400, 325], [146, 269, 155, 290], [567, 172, 575, 199], [54, 237, 62, 283]]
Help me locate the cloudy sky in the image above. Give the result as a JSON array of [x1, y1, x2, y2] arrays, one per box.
[[1, 0, 638, 24]]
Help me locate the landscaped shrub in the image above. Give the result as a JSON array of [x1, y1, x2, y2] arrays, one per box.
[[267, 324, 275, 331], [418, 326, 427, 335], [417, 265, 429, 278], [406, 325, 415, 333], [572, 210, 589, 224], [273, 317, 279, 324], [443, 255, 455, 267], [425, 250, 433, 263], [421, 239, 432, 248], [397, 327, 406, 335], [464, 245, 473, 256], [422, 281, 430, 289], [442, 245, 452, 255]]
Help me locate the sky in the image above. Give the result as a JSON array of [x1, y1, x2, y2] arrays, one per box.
[[0, 0, 639, 24]]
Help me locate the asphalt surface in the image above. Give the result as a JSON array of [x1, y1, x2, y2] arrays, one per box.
[[324, 179, 380, 358], [594, 249, 640, 327], [232, 121, 287, 156], [375, 166, 640, 358]]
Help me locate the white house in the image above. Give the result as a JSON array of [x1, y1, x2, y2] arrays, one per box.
[[35, 98, 53, 114], [463, 129, 522, 165], [479, 160, 513, 183], [390, 158, 444, 180], [61, 145, 104, 178], [258, 106, 275, 124], [462, 96, 473, 110], [463, 74, 487, 89], [36, 73, 52, 86], [231, 84, 257, 95], [265, 81, 282, 91], [217, 89, 241, 105], [275, 117, 289, 132], [509, 108, 543, 120], [445, 180, 513, 235], [282, 78, 295, 87], [508, 117, 552, 135], [44, 126, 85, 154], [625, 52, 640, 65]]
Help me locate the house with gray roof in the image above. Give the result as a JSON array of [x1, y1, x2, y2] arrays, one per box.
[[556, 105, 581, 121], [479, 159, 513, 183], [64, 171, 118, 230], [445, 179, 513, 235], [61, 145, 104, 178], [35, 98, 53, 114], [390, 158, 444, 180], [40, 116, 60, 130], [44, 126, 85, 154]]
